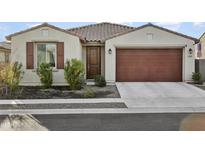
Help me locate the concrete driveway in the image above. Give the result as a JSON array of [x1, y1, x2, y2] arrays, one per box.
[[116, 82, 205, 109]]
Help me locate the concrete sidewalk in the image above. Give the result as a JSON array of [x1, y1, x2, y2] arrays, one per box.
[[0, 98, 205, 114], [0, 107, 199, 115]]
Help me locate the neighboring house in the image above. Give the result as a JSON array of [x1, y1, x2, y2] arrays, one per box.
[[196, 33, 205, 59], [0, 41, 11, 63], [195, 33, 205, 81], [6, 22, 198, 85]]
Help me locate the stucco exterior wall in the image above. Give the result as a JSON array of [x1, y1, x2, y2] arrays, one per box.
[[105, 26, 195, 82], [11, 26, 82, 85], [199, 35, 205, 59]]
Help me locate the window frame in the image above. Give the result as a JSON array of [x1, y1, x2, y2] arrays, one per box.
[[34, 42, 57, 69]]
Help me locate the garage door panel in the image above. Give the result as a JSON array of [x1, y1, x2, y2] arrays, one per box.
[[116, 48, 182, 82]]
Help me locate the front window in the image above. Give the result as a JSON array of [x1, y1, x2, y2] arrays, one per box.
[[36, 43, 56, 68]]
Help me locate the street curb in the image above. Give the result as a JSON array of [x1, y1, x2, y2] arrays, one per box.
[[0, 98, 123, 104]]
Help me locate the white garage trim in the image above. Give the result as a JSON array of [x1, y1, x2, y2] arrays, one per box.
[[105, 26, 195, 83]]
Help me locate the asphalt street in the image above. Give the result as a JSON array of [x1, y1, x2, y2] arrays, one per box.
[[1, 113, 205, 131], [32, 113, 188, 131]]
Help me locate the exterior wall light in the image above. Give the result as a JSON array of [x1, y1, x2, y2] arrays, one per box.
[[108, 48, 112, 54], [189, 48, 193, 54], [188, 48, 193, 57]]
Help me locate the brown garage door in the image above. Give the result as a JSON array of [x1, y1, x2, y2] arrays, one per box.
[[116, 48, 182, 82]]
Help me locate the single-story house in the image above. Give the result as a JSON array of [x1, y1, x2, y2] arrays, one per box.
[[6, 22, 198, 85], [0, 41, 11, 63]]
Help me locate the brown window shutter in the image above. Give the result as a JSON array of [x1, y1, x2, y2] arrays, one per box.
[[26, 42, 34, 69], [57, 42, 64, 69]]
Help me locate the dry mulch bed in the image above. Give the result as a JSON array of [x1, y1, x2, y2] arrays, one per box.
[[0, 85, 120, 99]]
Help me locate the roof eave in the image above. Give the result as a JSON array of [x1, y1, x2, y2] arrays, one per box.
[[104, 23, 199, 43], [199, 32, 205, 41], [5, 22, 85, 41], [149, 23, 199, 43]]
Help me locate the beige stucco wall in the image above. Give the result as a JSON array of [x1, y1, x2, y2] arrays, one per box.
[[199, 35, 205, 59], [11, 26, 82, 85], [105, 26, 195, 82]]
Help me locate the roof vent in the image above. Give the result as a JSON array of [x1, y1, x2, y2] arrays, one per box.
[[41, 29, 49, 37], [147, 33, 153, 40]]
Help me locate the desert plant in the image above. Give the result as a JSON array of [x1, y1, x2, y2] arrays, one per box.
[[0, 63, 7, 84], [0, 62, 24, 95], [64, 59, 85, 90], [83, 86, 95, 98], [94, 75, 106, 87], [192, 72, 202, 84], [37, 63, 53, 88], [0, 63, 8, 95]]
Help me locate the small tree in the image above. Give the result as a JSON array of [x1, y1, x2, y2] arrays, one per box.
[[64, 59, 85, 90], [0, 63, 7, 85], [0, 62, 24, 95], [37, 63, 53, 88], [6, 62, 24, 94]]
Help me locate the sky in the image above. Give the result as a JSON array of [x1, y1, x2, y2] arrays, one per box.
[[0, 22, 205, 41]]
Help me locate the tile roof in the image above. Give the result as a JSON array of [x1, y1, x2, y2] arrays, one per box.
[[68, 22, 199, 43], [67, 22, 135, 43], [0, 41, 11, 50], [5, 22, 199, 43]]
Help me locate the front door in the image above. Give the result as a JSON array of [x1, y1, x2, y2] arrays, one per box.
[[86, 47, 101, 79]]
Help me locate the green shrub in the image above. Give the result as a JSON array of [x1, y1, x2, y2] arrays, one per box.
[[94, 75, 106, 87], [37, 63, 53, 88], [83, 86, 95, 98], [192, 72, 202, 84], [64, 59, 85, 90]]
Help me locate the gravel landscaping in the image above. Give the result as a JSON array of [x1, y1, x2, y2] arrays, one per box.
[[193, 84, 205, 90], [188, 82, 205, 91], [0, 85, 120, 99], [0, 102, 127, 110]]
